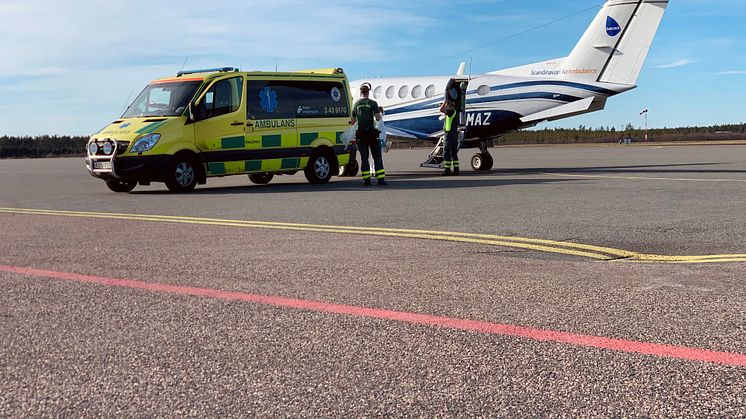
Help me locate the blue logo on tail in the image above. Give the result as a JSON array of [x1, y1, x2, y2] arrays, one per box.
[[606, 16, 622, 37]]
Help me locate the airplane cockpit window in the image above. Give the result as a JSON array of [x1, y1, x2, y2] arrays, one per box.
[[425, 84, 435, 98], [411, 85, 422, 99], [398, 85, 409, 99], [373, 86, 383, 99], [386, 86, 395, 99], [478, 85, 490, 96]]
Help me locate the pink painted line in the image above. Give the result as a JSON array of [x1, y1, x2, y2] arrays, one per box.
[[2, 264, 745, 368]]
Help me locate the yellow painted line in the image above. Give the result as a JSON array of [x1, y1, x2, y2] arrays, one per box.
[[0, 208, 613, 260], [542, 172, 746, 183], [0, 207, 633, 258], [0, 207, 743, 264]]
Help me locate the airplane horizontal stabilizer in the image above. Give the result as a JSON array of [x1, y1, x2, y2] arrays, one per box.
[[520, 96, 607, 123]]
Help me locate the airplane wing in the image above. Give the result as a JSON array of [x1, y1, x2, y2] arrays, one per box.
[[384, 126, 437, 142], [520, 96, 607, 124], [385, 126, 418, 140]]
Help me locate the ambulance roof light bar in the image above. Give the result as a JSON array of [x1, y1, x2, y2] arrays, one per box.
[[177, 67, 236, 77]]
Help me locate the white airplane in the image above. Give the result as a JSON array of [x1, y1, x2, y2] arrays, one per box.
[[350, 0, 670, 171]]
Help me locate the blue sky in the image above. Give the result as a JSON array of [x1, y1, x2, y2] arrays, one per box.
[[0, 0, 744, 136]]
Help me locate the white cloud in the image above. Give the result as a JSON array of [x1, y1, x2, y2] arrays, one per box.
[[653, 59, 695, 69], [716, 70, 746, 75], [0, 0, 436, 135], [0, 0, 434, 77]]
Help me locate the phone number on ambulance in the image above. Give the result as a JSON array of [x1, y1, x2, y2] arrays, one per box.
[[324, 106, 348, 114]]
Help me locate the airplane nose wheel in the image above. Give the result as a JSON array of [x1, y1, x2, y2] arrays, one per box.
[[471, 152, 493, 171]]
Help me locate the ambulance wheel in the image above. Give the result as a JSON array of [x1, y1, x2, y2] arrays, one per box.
[[339, 159, 359, 177], [165, 155, 198, 192], [471, 153, 494, 171], [105, 180, 136, 193], [305, 151, 334, 184], [249, 173, 274, 185]]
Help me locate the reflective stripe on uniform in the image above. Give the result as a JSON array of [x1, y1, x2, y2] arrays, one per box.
[[376, 169, 385, 179], [453, 161, 460, 167], [361, 170, 372, 180]]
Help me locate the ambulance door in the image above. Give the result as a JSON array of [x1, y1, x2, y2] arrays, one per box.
[[245, 78, 299, 173], [192, 75, 248, 176]]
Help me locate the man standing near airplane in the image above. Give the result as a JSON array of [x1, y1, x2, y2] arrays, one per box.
[[351, 82, 387, 186], [440, 100, 460, 176]]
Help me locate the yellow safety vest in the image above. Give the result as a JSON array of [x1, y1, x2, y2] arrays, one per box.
[[444, 111, 456, 132]]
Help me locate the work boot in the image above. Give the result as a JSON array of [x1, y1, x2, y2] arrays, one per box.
[[442, 169, 452, 176], [363, 179, 372, 186], [377, 179, 388, 186], [454, 167, 460, 176]]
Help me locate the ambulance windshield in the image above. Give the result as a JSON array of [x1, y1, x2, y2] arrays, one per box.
[[122, 81, 202, 118]]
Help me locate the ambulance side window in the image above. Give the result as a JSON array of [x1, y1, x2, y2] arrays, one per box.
[[293, 81, 349, 118], [202, 77, 243, 119], [246, 80, 296, 121]]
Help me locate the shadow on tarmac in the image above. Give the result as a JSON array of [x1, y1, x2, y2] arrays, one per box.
[[132, 162, 742, 195], [499, 162, 746, 175], [132, 172, 574, 195]]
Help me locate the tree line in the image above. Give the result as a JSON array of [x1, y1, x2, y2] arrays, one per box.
[[497, 123, 746, 145], [2, 123, 745, 158], [0, 135, 89, 158]]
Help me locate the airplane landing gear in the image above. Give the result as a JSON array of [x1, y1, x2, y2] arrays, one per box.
[[471, 140, 494, 171], [471, 153, 493, 171]]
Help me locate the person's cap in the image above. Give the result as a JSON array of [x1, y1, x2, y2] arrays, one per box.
[[360, 82, 372, 91]]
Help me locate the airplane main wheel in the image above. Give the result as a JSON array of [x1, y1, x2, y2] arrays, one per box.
[[471, 153, 494, 171], [482, 153, 494, 171]]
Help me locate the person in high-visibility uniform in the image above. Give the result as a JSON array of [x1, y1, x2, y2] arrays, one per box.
[[352, 82, 387, 186], [439, 100, 459, 176]]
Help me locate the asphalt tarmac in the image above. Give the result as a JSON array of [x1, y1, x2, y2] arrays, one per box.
[[1, 144, 745, 416]]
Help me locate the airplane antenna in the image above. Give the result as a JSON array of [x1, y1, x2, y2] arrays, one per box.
[[469, 57, 473, 79], [180, 57, 189, 72], [412, 3, 602, 71]]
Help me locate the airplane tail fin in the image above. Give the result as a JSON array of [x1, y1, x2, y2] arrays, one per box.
[[563, 0, 669, 85]]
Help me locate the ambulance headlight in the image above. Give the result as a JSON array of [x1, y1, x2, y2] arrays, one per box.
[[88, 142, 99, 155], [102, 141, 114, 155], [131, 134, 161, 153]]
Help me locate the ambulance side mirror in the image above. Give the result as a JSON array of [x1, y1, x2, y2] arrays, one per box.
[[189, 101, 207, 122], [188, 102, 195, 122]]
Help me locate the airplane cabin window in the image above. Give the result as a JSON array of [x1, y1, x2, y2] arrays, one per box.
[[398, 85, 409, 99], [386, 86, 395, 99], [411, 85, 422, 99], [478, 85, 490, 96], [373, 86, 383, 99], [425, 84, 436, 98]]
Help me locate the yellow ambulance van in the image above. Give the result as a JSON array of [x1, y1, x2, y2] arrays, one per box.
[[86, 67, 359, 192]]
